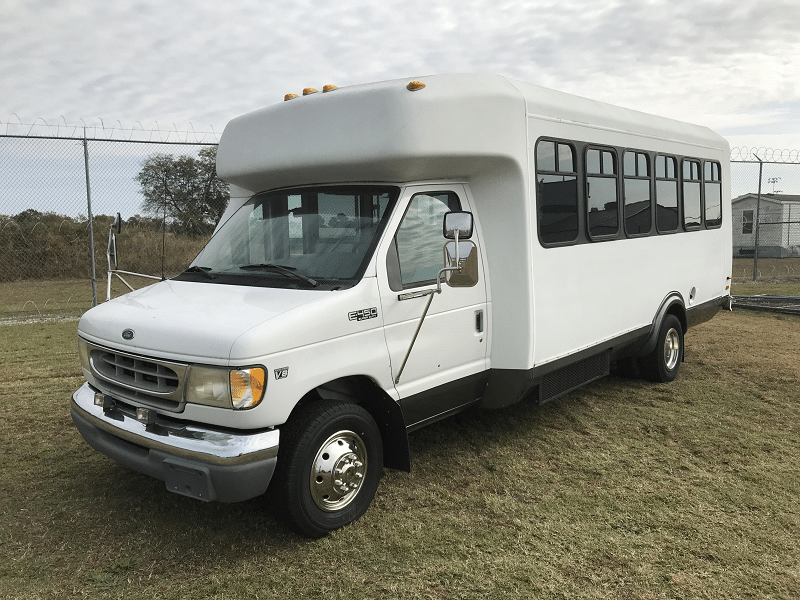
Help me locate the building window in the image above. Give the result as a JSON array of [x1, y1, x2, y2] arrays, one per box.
[[742, 209, 753, 235]]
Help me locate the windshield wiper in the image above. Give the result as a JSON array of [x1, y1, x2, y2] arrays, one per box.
[[182, 265, 217, 280], [239, 263, 319, 287]]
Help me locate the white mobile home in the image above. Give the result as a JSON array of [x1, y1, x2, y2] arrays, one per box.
[[71, 74, 732, 536], [732, 193, 800, 257]]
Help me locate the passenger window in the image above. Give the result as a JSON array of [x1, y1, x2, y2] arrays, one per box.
[[655, 155, 679, 233], [704, 161, 722, 228], [623, 150, 651, 237], [395, 192, 461, 288], [586, 147, 619, 239], [682, 159, 702, 230], [536, 140, 579, 245]]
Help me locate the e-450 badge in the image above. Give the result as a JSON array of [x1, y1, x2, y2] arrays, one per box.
[[348, 307, 378, 321]]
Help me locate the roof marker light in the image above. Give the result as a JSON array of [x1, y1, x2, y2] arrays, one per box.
[[303, 88, 318, 95], [284, 93, 299, 101], [323, 84, 338, 92], [407, 81, 426, 91]]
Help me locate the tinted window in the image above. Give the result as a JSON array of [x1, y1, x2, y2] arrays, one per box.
[[623, 151, 651, 236], [586, 147, 619, 238], [655, 155, 679, 232], [683, 159, 702, 229], [704, 161, 722, 228], [537, 140, 579, 244]]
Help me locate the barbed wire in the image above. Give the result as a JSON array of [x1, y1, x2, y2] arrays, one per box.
[[730, 147, 800, 163], [1, 116, 220, 144]]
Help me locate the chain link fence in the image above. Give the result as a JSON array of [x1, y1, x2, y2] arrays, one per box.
[[1, 120, 224, 322], [2, 123, 800, 322], [731, 149, 800, 288]]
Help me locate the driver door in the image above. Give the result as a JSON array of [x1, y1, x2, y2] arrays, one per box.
[[377, 184, 488, 429]]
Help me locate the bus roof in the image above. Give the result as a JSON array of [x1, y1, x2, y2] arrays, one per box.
[[216, 74, 727, 194]]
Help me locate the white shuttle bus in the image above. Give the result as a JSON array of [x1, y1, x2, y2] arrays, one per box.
[[71, 74, 732, 536]]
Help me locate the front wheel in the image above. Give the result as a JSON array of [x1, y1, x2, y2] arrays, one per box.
[[639, 314, 683, 383], [278, 401, 383, 537]]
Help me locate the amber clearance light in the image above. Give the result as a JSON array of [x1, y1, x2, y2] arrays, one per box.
[[407, 81, 426, 91], [230, 367, 266, 410]]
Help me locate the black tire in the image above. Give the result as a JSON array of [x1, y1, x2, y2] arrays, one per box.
[[277, 401, 383, 537], [639, 314, 683, 383]]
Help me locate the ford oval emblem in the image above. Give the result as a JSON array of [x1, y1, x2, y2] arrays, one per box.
[[122, 329, 135, 340]]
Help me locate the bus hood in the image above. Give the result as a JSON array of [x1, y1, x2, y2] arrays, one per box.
[[77, 280, 323, 364]]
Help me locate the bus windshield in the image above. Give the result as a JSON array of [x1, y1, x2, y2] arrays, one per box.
[[176, 185, 399, 290]]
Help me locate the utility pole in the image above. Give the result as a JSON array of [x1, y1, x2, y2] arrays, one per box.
[[83, 129, 98, 306], [752, 154, 763, 282]]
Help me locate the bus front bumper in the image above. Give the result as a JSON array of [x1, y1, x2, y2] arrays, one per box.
[[70, 382, 279, 502]]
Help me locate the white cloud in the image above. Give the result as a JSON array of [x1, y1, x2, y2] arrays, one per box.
[[1, 0, 800, 149]]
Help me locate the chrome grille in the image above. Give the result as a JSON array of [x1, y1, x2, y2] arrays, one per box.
[[94, 351, 179, 394], [83, 340, 189, 410]]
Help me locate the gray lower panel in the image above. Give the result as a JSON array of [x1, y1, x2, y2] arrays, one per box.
[[539, 349, 610, 404], [401, 372, 489, 432], [71, 407, 277, 503], [686, 296, 726, 328]]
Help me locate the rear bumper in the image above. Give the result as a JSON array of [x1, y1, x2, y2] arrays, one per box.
[[70, 382, 279, 502]]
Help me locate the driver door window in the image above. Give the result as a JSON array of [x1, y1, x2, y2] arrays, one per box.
[[395, 191, 461, 289]]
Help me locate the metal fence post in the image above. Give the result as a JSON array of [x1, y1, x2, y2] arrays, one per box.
[[83, 130, 98, 306], [752, 154, 763, 282]]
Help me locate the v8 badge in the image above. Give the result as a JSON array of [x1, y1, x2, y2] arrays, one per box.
[[274, 367, 289, 380]]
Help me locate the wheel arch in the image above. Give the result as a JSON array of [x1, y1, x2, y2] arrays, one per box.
[[638, 293, 687, 358], [284, 375, 410, 472]]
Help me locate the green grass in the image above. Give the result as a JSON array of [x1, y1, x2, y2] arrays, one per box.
[[0, 277, 155, 321], [1, 311, 799, 599], [732, 257, 800, 287], [730, 281, 800, 296]]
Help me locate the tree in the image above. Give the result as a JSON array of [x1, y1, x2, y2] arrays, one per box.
[[135, 146, 229, 237]]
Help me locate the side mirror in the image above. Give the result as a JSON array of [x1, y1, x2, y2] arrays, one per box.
[[443, 240, 479, 287], [443, 211, 473, 240], [107, 229, 118, 271], [107, 213, 121, 271]]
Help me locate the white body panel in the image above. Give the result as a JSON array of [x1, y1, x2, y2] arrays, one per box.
[[79, 73, 731, 431], [375, 183, 488, 399]]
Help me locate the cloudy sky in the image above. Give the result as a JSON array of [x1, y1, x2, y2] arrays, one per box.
[[2, 0, 800, 152]]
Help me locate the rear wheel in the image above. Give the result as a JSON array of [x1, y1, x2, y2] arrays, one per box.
[[278, 401, 383, 537], [640, 314, 683, 383]]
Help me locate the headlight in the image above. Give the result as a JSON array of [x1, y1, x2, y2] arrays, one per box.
[[184, 365, 266, 410], [77, 337, 91, 372], [185, 366, 231, 408], [230, 367, 266, 409]]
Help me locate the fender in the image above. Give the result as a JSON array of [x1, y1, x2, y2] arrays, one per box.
[[308, 376, 411, 472], [637, 292, 686, 358]]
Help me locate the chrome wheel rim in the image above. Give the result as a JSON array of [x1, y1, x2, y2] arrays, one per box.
[[663, 328, 681, 371], [310, 430, 367, 512]]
